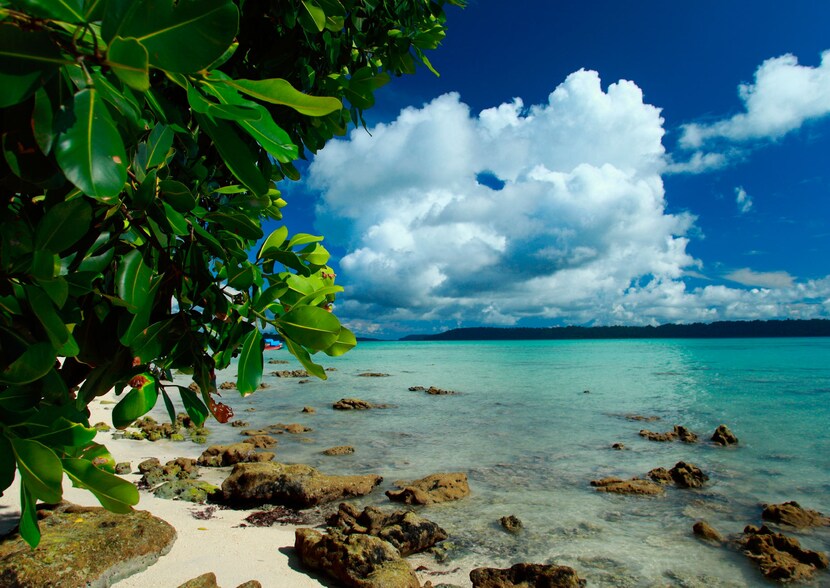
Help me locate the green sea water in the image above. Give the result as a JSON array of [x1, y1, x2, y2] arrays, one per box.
[[205, 338, 830, 587]]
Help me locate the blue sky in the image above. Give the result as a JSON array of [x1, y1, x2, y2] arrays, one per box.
[[282, 1, 830, 337]]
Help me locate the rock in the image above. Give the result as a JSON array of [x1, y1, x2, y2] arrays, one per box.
[[93, 421, 111, 431], [426, 386, 458, 395], [408, 386, 425, 392], [272, 369, 309, 378], [295, 528, 420, 588], [323, 445, 355, 456], [591, 477, 665, 496], [283, 423, 311, 434], [333, 398, 375, 410], [221, 462, 382, 508], [0, 502, 176, 588], [737, 524, 828, 582], [177, 573, 263, 588], [387, 472, 470, 505], [646, 467, 674, 485], [243, 435, 278, 449], [669, 461, 708, 488], [499, 515, 523, 534], [268, 359, 290, 364], [674, 425, 699, 443], [611, 443, 625, 450], [301, 406, 316, 414], [358, 372, 390, 377], [115, 461, 132, 474], [139, 457, 199, 487], [138, 457, 161, 474], [241, 429, 271, 436], [257, 383, 269, 390], [327, 503, 448, 556], [153, 479, 220, 503], [624, 414, 661, 422], [197, 443, 274, 467], [762, 501, 830, 528], [230, 420, 249, 427], [219, 381, 236, 390], [243, 506, 314, 526], [692, 520, 723, 543], [469, 563, 586, 587], [639, 428, 677, 442], [711, 424, 738, 445]]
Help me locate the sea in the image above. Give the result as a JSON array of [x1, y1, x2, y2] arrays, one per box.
[[183, 338, 830, 587]]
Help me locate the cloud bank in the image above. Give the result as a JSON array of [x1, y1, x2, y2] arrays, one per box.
[[308, 69, 829, 334]]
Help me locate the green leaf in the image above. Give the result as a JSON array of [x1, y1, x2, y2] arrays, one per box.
[[129, 318, 173, 363], [0, 24, 67, 108], [0, 435, 16, 496], [120, 276, 160, 346], [195, 113, 268, 196], [284, 339, 327, 380], [178, 386, 208, 426], [236, 329, 262, 395], [204, 211, 263, 240], [11, 437, 63, 503], [30, 417, 97, 448], [111, 375, 158, 429], [80, 442, 115, 473], [19, 485, 40, 548], [159, 179, 196, 211], [160, 387, 176, 424], [36, 276, 68, 308], [0, 342, 54, 385], [146, 123, 174, 169], [106, 36, 150, 92], [322, 326, 357, 357], [32, 87, 54, 155], [0, 386, 41, 412], [110, 0, 238, 73], [161, 201, 189, 236], [62, 457, 139, 513], [54, 88, 127, 201], [11, 0, 86, 23], [301, 0, 326, 31], [35, 198, 92, 253], [257, 226, 288, 259], [116, 249, 152, 312], [223, 77, 342, 117], [237, 105, 298, 163], [300, 242, 330, 266], [287, 232, 324, 248], [278, 305, 341, 351]]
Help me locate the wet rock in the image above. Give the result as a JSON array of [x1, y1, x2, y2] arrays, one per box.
[[139, 457, 199, 487], [115, 461, 132, 474], [0, 502, 176, 588], [283, 423, 312, 434], [197, 443, 274, 467], [243, 506, 314, 527], [591, 477, 665, 496], [624, 414, 661, 422], [153, 479, 220, 503], [328, 502, 448, 556], [669, 461, 708, 488], [675, 426, 699, 443], [692, 520, 723, 543], [647, 467, 674, 485], [129, 413, 208, 443], [762, 501, 830, 528], [408, 386, 426, 392], [295, 528, 420, 588], [272, 369, 309, 378], [711, 424, 739, 446], [332, 398, 377, 410], [219, 381, 236, 390], [387, 472, 470, 505], [358, 372, 390, 377], [230, 420, 249, 427], [93, 421, 111, 431], [639, 428, 677, 442], [241, 429, 271, 436], [611, 443, 625, 450], [737, 524, 828, 582], [323, 445, 355, 456], [268, 359, 290, 364], [426, 386, 458, 395], [469, 563, 586, 587], [301, 406, 316, 414], [243, 435, 278, 449], [499, 515, 523, 534], [221, 462, 382, 508]]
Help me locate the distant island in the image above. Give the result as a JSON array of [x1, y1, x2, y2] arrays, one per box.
[[399, 319, 830, 341]]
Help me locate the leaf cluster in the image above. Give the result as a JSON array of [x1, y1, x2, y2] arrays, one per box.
[[0, 0, 459, 546]]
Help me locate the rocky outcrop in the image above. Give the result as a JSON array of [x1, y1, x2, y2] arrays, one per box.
[[737, 524, 828, 582], [667, 461, 708, 488], [333, 398, 375, 410], [408, 386, 459, 395], [711, 424, 738, 446], [762, 501, 830, 528], [295, 528, 420, 588], [283, 423, 312, 434], [219, 381, 236, 390], [272, 369, 309, 378], [126, 414, 210, 442], [0, 503, 176, 588], [221, 462, 382, 508], [176, 572, 262, 588], [386, 472, 470, 505], [590, 477, 665, 496], [692, 520, 723, 543], [197, 443, 275, 467], [327, 503, 448, 556], [139, 457, 199, 487], [323, 445, 355, 456], [153, 479, 220, 503], [469, 563, 585, 587], [499, 515, 523, 534], [639, 425, 698, 443]]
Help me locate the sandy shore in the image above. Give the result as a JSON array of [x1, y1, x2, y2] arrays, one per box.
[[0, 394, 329, 588]]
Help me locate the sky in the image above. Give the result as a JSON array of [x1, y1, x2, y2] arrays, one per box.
[[280, 1, 830, 338]]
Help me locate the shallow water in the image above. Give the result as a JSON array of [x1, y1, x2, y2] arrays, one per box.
[[166, 338, 830, 587]]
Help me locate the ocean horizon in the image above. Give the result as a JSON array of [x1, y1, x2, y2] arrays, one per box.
[[185, 337, 830, 586]]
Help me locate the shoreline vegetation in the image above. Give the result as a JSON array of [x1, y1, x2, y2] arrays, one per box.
[[396, 318, 830, 342]]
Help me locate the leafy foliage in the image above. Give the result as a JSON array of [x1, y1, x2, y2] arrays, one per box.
[[0, 0, 461, 546]]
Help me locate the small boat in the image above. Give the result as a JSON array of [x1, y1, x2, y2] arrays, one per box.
[[264, 336, 283, 350]]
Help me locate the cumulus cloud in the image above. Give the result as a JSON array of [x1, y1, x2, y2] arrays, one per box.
[[306, 69, 828, 334], [735, 186, 753, 213], [673, 50, 830, 171], [725, 268, 794, 289]]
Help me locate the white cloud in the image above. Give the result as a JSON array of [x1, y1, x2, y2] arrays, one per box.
[[674, 50, 830, 171], [306, 69, 829, 334], [735, 186, 753, 213], [725, 268, 794, 289]]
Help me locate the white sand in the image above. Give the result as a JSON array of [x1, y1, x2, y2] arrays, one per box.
[[0, 395, 327, 588]]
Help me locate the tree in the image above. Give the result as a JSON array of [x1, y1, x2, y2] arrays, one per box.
[[0, 0, 462, 547]]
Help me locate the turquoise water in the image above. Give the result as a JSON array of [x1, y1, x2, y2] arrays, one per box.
[[196, 338, 830, 586]]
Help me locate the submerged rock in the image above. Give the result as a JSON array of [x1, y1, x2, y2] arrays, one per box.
[[333, 398, 375, 410], [692, 520, 723, 543], [639, 425, 698, 443], [358, 372, 390, 377], [591, 477, 665, 496], [711, 424, 739, 446], [0, 502, 176, 588], [221, 462, 382, 508], [301, 406, 316, 414], [323, 445, 355, 456], [737, 524, 828, 582], [499, 515, 523, 534], [295, 528, 420, 588], [386, 472, 470, 505], [668, 461, 708, 488], [762, 501, 830, 528], [327, 502, 448, 556], [469, 563, 586, 587]]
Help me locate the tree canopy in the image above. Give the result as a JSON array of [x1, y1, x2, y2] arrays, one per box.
[[0, 0, 461, 547]]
